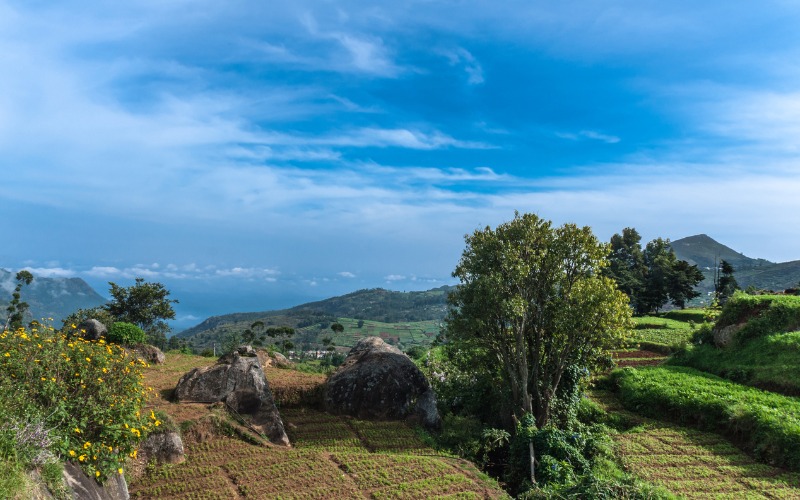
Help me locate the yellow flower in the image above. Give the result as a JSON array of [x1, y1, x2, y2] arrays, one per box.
[[74, 428, 81, 434], [40, 377, 47, 381], [78, 454, 87, 462], [83, 441, 91, 449], [85, 357, 91, 363], [69, 450, 76, 457], [4, 352, 10, 357], [95, 471, 100, 477], [118, 468, 123, 474]]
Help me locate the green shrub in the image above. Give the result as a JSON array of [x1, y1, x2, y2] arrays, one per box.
[[611, 366, 800, 471], [0, 323, 154, 482], [107, 322, 147, 345]]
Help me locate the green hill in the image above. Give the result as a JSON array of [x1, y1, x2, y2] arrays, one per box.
[[175, 286, 453, 351]]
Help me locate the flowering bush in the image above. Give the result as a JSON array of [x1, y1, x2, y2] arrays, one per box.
[[0, 322, 155, 482]]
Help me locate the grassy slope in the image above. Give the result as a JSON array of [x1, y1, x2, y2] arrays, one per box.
[[130, 353, 507, 499], [671, 293, 800, 394]]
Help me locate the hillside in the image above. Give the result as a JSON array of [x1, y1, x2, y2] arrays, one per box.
[[671, 235, 800, 294], [176, 286, 453, 350], [0, 269, 106, 323]]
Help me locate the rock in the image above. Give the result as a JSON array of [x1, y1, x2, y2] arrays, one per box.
[[78, 319, 107, 341], [714, 323, 744, 348], [138, 431, 184, 464], [128, 344, 166, 365], [174, 346, 290, 446], [325, 336, 442, 431], [257, 349, 292, 369], [62, 462, 129, 500]]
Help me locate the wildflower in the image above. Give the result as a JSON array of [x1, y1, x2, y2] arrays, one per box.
[[118, 468, 123, 474], [95, 471, 100, 477], [4, 353, 9, 357], [85, 357, 91, 363], [74, 428, 81, 434], [83, 441, 91, 449], [78, 454, 87, 462], [69, 450, 76, 457]]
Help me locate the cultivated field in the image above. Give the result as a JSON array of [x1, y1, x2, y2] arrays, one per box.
[[129, 353, 507, 499]]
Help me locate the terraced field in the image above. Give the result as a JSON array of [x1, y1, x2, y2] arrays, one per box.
[[592, 389, 800, 499], [129, 353, 507, 499]]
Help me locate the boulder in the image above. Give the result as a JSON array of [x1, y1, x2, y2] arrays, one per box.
[[128, 344, 166, 365], [256, 350, 292, 369], [713, 323, 745, 348], [174, 346, 290, 446], [61, 462, 129, 500], [138, 431, 184, 464], [325, 336, 441, 431], [78, 319, 107, 341]]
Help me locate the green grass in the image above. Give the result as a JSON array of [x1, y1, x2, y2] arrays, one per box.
[[610, 366, 800, 471], [631, 310, 701, 346], [320, 317, 440, 349], [716, 292, 800, 342], [671, 331, 800, 395]]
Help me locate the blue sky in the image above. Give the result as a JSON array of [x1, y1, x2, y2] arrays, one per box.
[[3, 1, 800, 329]]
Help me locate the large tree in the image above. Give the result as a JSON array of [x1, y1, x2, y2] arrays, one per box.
[[715, 259, 739, 304], [446, 213, 632, 483], [104, 278, 177, 349]]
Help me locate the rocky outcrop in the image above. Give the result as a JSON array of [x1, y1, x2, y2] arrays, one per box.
[[714, 323, 745, 348], [174, 346, 290, 446], [78, 319, 107, 341], [325, 337, 441, 431], [61, 462, 129, 500], [128, 344, 166, 365]]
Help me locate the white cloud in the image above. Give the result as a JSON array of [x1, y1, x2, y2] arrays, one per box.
[[440, 47, 484, 85], [22, 267, 76, 278], [556, 130, 620, 144], [384, 274, 406, 281], [338, 271, 356, 278]]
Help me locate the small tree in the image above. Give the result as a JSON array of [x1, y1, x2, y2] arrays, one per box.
[[4, 270, 34, 331], [715, 260, 739, 304], [104, 278, 177, 349]]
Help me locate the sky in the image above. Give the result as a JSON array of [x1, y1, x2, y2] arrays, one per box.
[[3, 0, 800, 329]]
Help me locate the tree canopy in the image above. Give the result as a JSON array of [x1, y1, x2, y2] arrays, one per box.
[[446, 213, 633, 481], [4, 270, 34, 331], [104, 278, 177, 348], [605, 228, 703, 314]]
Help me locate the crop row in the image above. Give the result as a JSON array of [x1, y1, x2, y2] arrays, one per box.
[[369, 473, 480, 499], [130, 473, 233, 498], [611, 366, 800, 471]]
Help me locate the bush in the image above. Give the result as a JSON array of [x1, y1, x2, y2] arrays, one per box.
[[0, 323, 155, 482], [107, 322, 147, 345]]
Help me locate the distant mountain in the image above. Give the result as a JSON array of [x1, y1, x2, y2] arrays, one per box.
[[176, 286, 454, 342], [670, 235, 800, 294], [669, 234, 773, 271], [0, 269, 107, 324]]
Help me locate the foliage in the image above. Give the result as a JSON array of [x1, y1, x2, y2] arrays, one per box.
[[605, 228, 703, 314], [0, 322, 154, 482], [611, 365, 800, 471], [715, 292, 800, 342], [107, 322, 147, 345], [447, 213, 633, 429], [714, 259, 740, 304], [104, 278, 177, 349], [4, 270, 34, 331]]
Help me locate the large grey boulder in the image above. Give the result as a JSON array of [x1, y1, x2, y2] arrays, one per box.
[[174, 346, 290, 446], [325, 337, 442, 431]]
